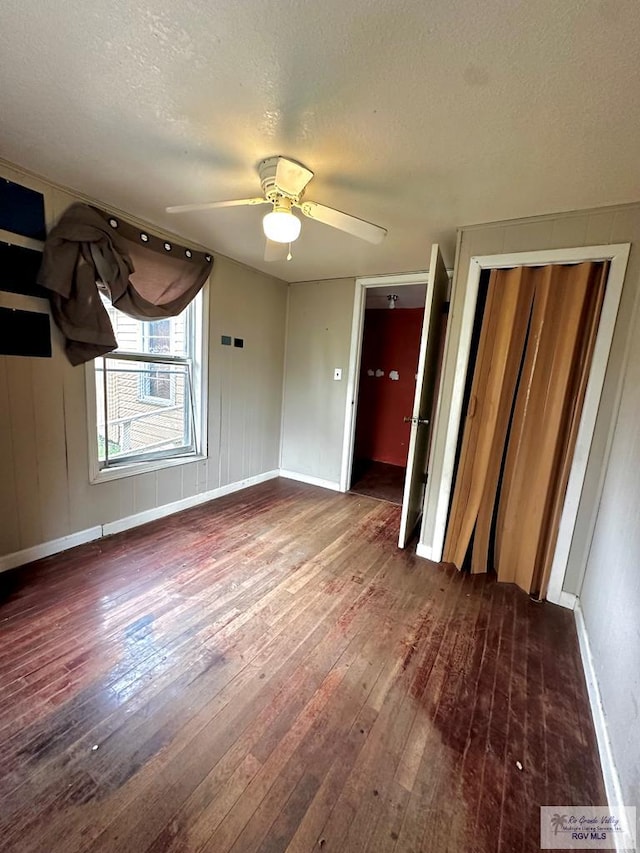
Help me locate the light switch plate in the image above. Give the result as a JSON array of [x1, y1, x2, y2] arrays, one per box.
[[333, 368, 342, 381]]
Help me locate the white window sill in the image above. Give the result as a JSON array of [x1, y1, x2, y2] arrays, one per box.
[[90, 452, 206, 484]]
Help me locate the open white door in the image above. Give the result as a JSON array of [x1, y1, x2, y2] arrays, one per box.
[[398, 244, 449, 548]]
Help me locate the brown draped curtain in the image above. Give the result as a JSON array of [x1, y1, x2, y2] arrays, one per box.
[[443, 260, 608, 596], [38, 203, 213, 365]]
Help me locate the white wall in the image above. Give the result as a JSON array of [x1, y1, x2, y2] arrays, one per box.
[[280, 278, 355, 486], [0, 161, 288, 563], [579, 310, 640, 813]]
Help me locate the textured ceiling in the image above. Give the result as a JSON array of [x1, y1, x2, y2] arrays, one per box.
[[1, 1, 639, 283]]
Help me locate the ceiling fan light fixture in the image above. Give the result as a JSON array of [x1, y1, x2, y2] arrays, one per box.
[[262, 209, 301, 244], [167, 155, 387, 257]]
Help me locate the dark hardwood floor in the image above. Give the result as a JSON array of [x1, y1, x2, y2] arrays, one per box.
[[350, 460, 406, 505], [0, 478, 604, 852]]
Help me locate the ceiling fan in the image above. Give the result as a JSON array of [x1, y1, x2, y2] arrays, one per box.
[[166, 156, 387, 261]]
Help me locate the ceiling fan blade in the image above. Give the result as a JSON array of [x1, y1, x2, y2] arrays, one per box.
[[264, 239, 288, 262], [274, 157, 314, 197], [166, 198, 266, 214], [298, 201, 386, 244]]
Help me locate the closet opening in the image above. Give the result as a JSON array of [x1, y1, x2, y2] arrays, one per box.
[[443, 260, 609, 597]]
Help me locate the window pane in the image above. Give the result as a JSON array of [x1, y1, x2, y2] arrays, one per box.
[[143, 364, 172, 401], [96, 358, 194, 464], [143, 318, 171, 355], [98, 294, 188, 357]]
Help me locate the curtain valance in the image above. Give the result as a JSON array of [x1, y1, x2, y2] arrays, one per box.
[[38, 203, 213, 365]]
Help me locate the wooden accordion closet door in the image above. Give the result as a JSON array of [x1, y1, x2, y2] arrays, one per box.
[[442, 266, 535, 570], [443, 260, 607, 596]]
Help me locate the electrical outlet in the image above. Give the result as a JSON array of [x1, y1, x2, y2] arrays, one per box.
[[333, 368, 342, 381]]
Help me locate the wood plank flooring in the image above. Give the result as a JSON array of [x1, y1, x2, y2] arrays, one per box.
[[0, 479, 605, 852], [350, 460, 406, 505]]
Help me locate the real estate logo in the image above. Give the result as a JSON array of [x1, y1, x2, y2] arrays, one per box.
[[540, 806, 636, 850]]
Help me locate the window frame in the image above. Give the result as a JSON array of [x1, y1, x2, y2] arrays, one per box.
[[85, 287, 208, 483]]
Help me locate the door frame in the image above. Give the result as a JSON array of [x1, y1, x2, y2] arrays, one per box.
[[418, 243, 631, 607], [339, 272, 431, 493]]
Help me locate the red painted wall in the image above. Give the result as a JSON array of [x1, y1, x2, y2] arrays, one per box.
[[354, 307, 424, 468]]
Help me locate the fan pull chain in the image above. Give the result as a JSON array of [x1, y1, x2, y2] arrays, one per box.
[[287, 243, 293, 261]]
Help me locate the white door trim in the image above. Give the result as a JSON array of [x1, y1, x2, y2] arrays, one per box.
[[422, 243, 630, 606], [339, 272, 430, 492]]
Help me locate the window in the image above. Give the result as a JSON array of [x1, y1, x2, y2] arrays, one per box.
[[90, 293, 206, 478], [139, 319, 174, 405]]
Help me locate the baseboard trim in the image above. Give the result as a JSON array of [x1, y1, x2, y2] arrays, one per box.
[[102, 469, 280, 536], [278, 470, 341, 492], [0, 470, 280, 574], [553, 590, 578, 610], [0, 526, 103, 574], [574, 601, 630, 852], [416, 542, 434, 560]]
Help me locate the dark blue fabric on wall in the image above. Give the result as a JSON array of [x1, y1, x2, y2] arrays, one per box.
[[0, 242, 47, 297], [0, 307, 51, 357], [0, 178, 46, 241]]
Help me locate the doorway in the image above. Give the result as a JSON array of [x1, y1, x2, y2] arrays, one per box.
[[350, 285, 427, 505], [341, 246, 450, 548]]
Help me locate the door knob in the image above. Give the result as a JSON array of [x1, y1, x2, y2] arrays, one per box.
[[403, 416, 429, 425]]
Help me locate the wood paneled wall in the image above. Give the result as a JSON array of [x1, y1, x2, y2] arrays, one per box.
[[280, 278, 355, 485], [0, 161, 288, 562]]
